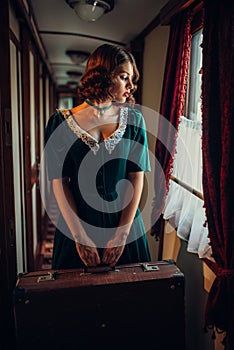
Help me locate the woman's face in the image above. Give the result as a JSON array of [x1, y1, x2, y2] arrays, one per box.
[[109, 62, 134, 103]]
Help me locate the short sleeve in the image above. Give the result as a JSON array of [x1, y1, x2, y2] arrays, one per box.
[[126, 108, 151, 173], [44, 111, 72, 181]]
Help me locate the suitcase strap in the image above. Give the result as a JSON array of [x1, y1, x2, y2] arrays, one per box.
[[36, 263, 160, 282], [18, 261, 174, 283]]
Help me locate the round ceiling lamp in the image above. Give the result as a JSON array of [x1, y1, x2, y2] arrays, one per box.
[[67, 81, 80, 89], [65, 0, 114, 22], [66, 50, 90, 65], [66, 71, 83, 80]]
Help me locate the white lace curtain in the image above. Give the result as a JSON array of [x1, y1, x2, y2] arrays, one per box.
[[163, 116, 211, 258]]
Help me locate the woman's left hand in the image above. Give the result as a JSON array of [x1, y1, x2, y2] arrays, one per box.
[[102, 231, 128, 267]]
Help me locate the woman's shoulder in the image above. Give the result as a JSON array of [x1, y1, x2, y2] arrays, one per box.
[[48, 108, 70, 122], [126, 105, 143, 117], [126, 106, 145, 127], [47, 109, 73, 127], [45, 109, 70, 141]]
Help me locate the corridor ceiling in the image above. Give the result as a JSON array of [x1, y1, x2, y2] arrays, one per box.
[[30, 0, 168, 88]]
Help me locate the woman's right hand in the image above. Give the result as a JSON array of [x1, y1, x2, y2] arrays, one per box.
[[52, 178, 101, 266], [75, 241, 101, 266]]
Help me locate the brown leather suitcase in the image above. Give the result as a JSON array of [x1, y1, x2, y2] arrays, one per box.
[[13, 260, 185, 350]]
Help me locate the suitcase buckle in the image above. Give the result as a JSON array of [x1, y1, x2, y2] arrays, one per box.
[[37, 272, 57, 283], [141, 263, 160, 272]]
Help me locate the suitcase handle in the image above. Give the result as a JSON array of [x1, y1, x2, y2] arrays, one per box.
[[82, 265, 119, 275], [82, 263, 160, 275]]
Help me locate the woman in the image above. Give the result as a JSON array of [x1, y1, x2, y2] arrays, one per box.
[[45, 44, 151, 269]]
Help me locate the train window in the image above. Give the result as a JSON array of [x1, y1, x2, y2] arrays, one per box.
[[185, 28, 203, 121], [58, 96, 73, 109], [163, 26, 210, 259]]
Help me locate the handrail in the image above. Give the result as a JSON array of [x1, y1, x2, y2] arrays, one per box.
[[170, 175, 204, 201], [168, 176, 217, 275]]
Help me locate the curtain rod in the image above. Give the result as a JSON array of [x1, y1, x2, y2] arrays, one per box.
[[170, 175, 204, 200]]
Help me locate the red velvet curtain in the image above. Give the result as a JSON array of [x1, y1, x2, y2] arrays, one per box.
[[151, 11, 192, 240], [202, 1, 234, 348]]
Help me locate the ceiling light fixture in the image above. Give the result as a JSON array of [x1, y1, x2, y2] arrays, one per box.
[[66, 71, 83, 80], [66, 50, 90, 65], [65, 0, 114, 22], [67, 81, 79, 89]]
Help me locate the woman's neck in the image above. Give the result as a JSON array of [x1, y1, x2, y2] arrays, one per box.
[[84, 99, 113, 118]]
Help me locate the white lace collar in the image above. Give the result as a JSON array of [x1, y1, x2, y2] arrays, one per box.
[[59, 107, 128, 155]]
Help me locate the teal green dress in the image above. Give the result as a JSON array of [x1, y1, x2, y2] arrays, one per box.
[[45, 106, 151, 269]]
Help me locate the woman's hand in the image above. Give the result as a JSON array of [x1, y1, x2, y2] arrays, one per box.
[[102, 172, 143, 267], [52, 178, 101, 267], [102, 231, 128, 267], [75, 240, 101, 267]]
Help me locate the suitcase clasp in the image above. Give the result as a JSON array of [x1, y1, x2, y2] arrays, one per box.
[[37, 272, 57, 283], [141, 263, 160, 272]]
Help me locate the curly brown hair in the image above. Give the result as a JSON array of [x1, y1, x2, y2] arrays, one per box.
[[78, 44, 139, 104]]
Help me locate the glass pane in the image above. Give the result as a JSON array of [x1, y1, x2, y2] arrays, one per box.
[[30, 51, 36, 166], [10, 41, 27, 273], [58, 96, 73, 109], [187, 29, 203, 121]]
